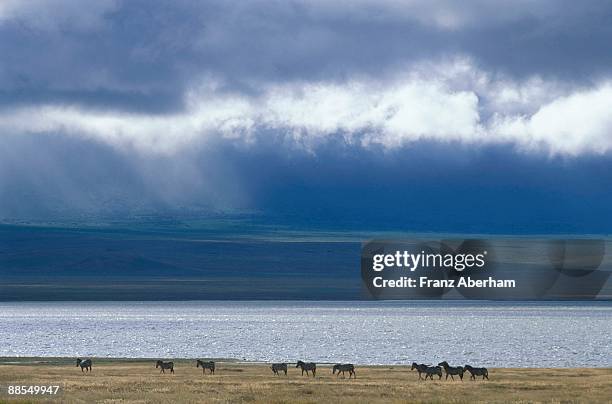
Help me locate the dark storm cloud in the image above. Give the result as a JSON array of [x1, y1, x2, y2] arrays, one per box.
[[1, 0, 611, 112], [1, 0, 612, 228]]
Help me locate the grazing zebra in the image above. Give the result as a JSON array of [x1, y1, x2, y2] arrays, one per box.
[[332, 364, 356, 379], [76, 358, 92, 372], [464, 365, 489, 380], [156, 360, 175, 374], [270, 363, 288, 376], [423, 365, 443, 380], [411, 362, 429, 380], [438, 361, 464, 381], [295, 361, 316, 377], [196, 360, 215, 374]]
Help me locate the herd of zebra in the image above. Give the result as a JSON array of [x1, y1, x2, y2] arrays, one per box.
[[411, 362, 489, 381], [76, 358, 488, 380], [75, 359, 216, 374]]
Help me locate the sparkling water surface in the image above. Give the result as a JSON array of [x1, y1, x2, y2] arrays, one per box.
[[1, 301, 610, 367]]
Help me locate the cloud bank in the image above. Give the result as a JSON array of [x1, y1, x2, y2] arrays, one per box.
[[1, 0, 612, 224], [1, 59, 610, 156]]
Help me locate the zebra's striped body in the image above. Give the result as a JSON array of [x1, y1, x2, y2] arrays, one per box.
[[156, 360, 174, 374], [438, 361, 464, 381], [295, 361, 316, 377], [464, 365, 489, 380], [423, 365, 443, 380], [270, 363, 287, 375], [196, 360, 215, 374], [332, 363, 356, 378], [411, 362, 429, 380], [76, 358, 92, 372]]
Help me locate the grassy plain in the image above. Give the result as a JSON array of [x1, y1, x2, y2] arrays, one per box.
[[0, 358, 611, 403]]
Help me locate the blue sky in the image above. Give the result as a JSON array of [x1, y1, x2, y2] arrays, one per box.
[[1, 0, 612, 233]]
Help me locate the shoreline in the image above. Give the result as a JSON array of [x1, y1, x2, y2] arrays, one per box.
[[1, 357, 612, 369]]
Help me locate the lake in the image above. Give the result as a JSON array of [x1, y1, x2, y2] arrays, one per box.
[[1, 301, 610, 367]]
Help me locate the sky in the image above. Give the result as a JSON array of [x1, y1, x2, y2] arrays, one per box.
[[1, 0, 612, 233]]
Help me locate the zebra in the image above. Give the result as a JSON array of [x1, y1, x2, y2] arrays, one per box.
[[156, 360, 175, 374], [464, 365, 489, 380], [423, 365, 443, 380], [196, 360, 215, 374], [332, 364, 356, 379], [295, 361, 316, 377], [411, 362, 429, 380], [76, 358, 92, 372], [438, 361, 464, 381], [270, 363, 288, 376]]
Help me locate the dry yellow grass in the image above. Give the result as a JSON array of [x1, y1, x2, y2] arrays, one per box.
[[0, 359, 611, 403]]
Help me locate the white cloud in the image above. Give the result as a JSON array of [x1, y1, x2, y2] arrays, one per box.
[[1, 60, 611, 156], [491, 85, 612, 155]]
